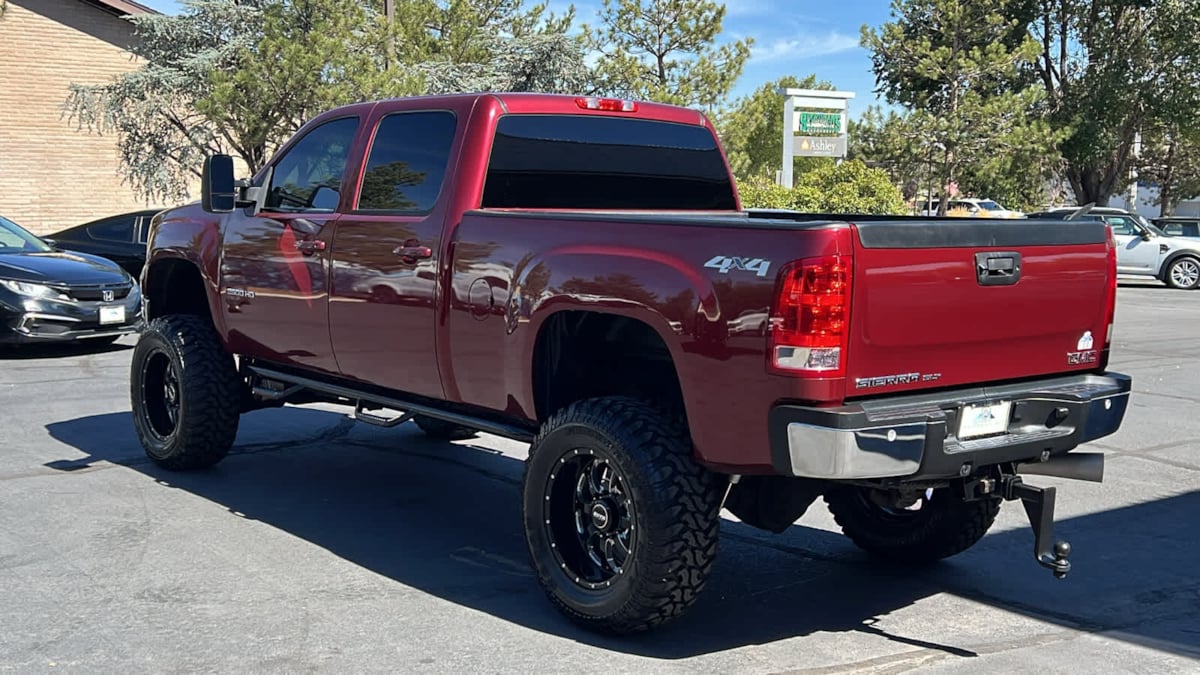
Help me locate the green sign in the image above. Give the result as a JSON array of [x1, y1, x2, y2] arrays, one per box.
[[796, 111, 841, 135]]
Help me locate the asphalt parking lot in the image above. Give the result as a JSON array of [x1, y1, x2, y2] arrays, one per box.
[[1, 279, 1198, 673]]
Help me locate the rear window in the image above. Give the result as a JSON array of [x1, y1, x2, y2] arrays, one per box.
[[482, 115, 736, 210]]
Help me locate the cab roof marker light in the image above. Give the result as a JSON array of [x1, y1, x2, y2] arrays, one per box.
[[574, 97, 639, 112]]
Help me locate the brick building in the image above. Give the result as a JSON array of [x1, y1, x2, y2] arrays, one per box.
[[0, 0, 167, 235]]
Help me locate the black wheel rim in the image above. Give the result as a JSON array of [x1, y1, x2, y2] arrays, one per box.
[[141, 349, 180, 441], [543, 449, 635, 590]]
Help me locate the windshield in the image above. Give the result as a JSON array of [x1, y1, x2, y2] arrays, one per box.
[[0, 216, 53, 253], [976, 200, 1003, 210]]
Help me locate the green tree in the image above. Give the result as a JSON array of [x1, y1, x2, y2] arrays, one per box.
[[585, 0, 752, 109], [1138, 124, 1200, 217], [63, 0, 273, 203], [64, 0, 593, 203], [863, 0, 1060, 214], [716, 75, 837, 182], [848, 105, 926, 202], [737, 160, 906, 215], [1024, 0, 1200, 205], [198, 0, 420, 177]]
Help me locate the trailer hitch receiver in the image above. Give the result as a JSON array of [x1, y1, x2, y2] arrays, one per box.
[[999, 475, 1072, 578]]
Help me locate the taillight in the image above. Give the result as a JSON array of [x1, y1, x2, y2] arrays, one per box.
[[1100, 224, 1117, 367], [574, 96, 639, 112], [768, 255, 852, 375]]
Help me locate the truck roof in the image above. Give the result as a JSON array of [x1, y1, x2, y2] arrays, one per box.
[[312, 92, 709, 127]]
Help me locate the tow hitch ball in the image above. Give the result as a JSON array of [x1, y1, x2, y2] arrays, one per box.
[[1000, 475, 1072, 578]]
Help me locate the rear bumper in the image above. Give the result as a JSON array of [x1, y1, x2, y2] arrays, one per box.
[[768, 372, 1131, 480]]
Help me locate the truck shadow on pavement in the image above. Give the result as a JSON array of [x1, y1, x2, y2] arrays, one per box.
[[46, 408, 1200, 662]]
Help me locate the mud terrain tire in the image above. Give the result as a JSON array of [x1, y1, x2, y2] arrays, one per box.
[[824, 486, 1001, 564], [130, 315, 241, 470], [522, 397, 724, 634]]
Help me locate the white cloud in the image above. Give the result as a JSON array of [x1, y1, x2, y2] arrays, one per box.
[[750, 32, 860, 62]]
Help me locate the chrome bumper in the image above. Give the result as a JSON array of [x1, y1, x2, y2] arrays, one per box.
[[768, 373, 1132, 480]]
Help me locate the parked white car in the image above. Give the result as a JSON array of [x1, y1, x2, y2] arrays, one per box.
[[1029, 207, 1200, 289]]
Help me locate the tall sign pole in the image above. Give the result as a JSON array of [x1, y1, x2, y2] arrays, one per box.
[[778, 88, 855, 188]]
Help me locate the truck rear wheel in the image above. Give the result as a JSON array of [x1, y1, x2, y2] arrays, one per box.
[[130, 315, 241, 470], [522, 397, 723, 634], [824, 485, 1000, 564]]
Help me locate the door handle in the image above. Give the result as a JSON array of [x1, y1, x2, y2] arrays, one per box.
[[295, 239, 326, 255], [393, 243, 433, 262]]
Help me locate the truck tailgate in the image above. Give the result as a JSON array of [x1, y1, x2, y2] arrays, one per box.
[[845, 219, 1114, 397]]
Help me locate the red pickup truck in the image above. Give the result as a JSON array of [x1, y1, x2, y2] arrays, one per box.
[[131, 93, 1131, 634]]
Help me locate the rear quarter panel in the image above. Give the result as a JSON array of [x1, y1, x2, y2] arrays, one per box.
[[445, 213, 846, 473]]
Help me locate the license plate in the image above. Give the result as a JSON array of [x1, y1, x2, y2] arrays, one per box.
[[99, 305, 125, 325], [958, 401, 1012, 439]]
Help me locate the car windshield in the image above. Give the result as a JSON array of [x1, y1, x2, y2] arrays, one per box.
[[976, 200, 1003, 210], [0, 216, 53, 253]]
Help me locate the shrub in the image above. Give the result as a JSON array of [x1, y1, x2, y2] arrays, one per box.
[[736, 160, 907, 215]]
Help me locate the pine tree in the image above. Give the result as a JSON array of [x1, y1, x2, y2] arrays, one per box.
[[585, 0, 751, 110]]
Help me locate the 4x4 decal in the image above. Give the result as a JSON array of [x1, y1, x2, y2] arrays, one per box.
[[703, 255, 772, 278]]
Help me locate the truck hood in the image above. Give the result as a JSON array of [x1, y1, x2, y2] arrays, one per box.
[[0, 251, 130, 285]]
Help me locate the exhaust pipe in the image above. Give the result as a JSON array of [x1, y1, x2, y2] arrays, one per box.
[[1018, 452, 1104, 483]]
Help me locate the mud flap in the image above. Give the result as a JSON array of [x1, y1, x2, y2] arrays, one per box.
[[723, 475, 822, 533]]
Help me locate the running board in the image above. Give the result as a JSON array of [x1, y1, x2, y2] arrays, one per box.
[[247, 365, 536, 442]]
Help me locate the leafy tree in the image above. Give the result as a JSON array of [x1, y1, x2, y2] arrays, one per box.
[[1138, 124, 1200, 217], [716, 75, 837, 182], [863, 0, 1060, 214], [63, 0, 273, 203], [737, 160, 906, 215], [848, 105, 926, 202], [1024, 0, 1200, 205], [64, 0, 592, 203], [198, 0, 420, 177], [585, 0, 752, 109]]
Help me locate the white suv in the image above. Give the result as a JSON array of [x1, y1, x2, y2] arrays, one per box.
[[1030, 207, 1200, 289]]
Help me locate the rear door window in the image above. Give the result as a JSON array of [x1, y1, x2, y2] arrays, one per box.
[[356, 111, 457, 214], [87, 216, 135, 242], [483, 115, 736, 210]]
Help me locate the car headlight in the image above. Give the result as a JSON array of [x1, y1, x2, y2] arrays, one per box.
[[0, 279, 69, 300]]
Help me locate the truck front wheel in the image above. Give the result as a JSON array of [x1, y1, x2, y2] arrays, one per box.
[[823, 485, 1000, 564], [130, 315, 241, 470], [522, 397, 723, 634]]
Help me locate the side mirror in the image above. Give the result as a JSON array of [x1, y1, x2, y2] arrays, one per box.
[[41, 237, 59, 250], [201, 154, 237, 213], [1140, 231, 1153, 241], [311, 185, 340, 211]]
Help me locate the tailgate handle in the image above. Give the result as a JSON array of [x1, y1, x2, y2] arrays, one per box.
[[975, 251, 1021, 286]]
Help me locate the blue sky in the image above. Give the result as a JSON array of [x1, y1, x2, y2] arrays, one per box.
[[134, 0, 894, 114]]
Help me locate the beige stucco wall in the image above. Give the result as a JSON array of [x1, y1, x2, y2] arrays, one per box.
[[0, 0, 173, 235]]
